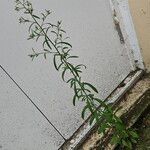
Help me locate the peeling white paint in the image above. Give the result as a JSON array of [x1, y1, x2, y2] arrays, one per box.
[[114, 0, 144, 69]]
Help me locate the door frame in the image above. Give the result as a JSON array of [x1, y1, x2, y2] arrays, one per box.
[[110, 0, 144, 70]]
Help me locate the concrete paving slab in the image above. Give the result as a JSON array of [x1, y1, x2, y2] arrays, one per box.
[[0, 68, 64, 150], [0, 0, 132, 139]]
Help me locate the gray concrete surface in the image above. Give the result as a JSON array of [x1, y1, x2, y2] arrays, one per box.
[[0, 0, 134, 148], [0, 68, 64, 150]]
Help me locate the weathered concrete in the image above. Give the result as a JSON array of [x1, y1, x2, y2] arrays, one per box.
[[0, 68, 64, 150], [80, 74, 150, 150]]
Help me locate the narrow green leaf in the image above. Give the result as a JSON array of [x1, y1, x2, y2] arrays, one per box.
[[45, 26, 51, 34], [67, 78, 74, 83], [51, 30, 58, 35], [111, 136, 120, 145], [45, 39, 52, 49], [53, 54, 59, 70], [70, 81, 73, 88], [84, 89, 91, 93], [125, 140, 132, 149], [76, 64, 86, 69], [78, 95, 85, 100], [57, 42, 72, 48], [68, 56, 78, 59], [43, 39, 52, 49], [73, 94, 77, 106], [83, 82, 98, 93], [69, 63, 79, 77], [89, 115, 95, 125], [115, 122, 125, 131], [81, 105, 89, 119], [89, 114, 96, 125], [41, 13, 46, 18], [44, 49, 50, 52], [114, 115, 123, 124], [103, 111, 113, 122], [62, 67, 67, 81], [60, 29, 66, 33], [129, 131, 139, 139], [73, 82, 78, 96], [76, 69, 82, 73], [28, 22, 36, 32], [36, 34, 41, 42], [57, 62, 64, 70], [44, 53, 46, 59], [98, 123, 109, 134], [33, 14, 40, 19], [62, 47, 69, 50], [122, 139, 128, 147]]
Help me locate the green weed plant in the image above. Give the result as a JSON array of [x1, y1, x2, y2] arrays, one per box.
[[15, 1, 138, 149]]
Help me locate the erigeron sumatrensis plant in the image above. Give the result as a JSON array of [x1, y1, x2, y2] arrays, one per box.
[[15, 0, 139, 149]]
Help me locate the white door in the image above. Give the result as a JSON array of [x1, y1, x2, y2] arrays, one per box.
[[0, 0, 136, 149]]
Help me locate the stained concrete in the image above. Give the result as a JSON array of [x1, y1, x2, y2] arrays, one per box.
[[0, 0, 133, 145], [0, 68, 64, 150], [80, 74, 150, 150]]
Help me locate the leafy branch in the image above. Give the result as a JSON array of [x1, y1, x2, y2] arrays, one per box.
[[15, 0, 138, 149]]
